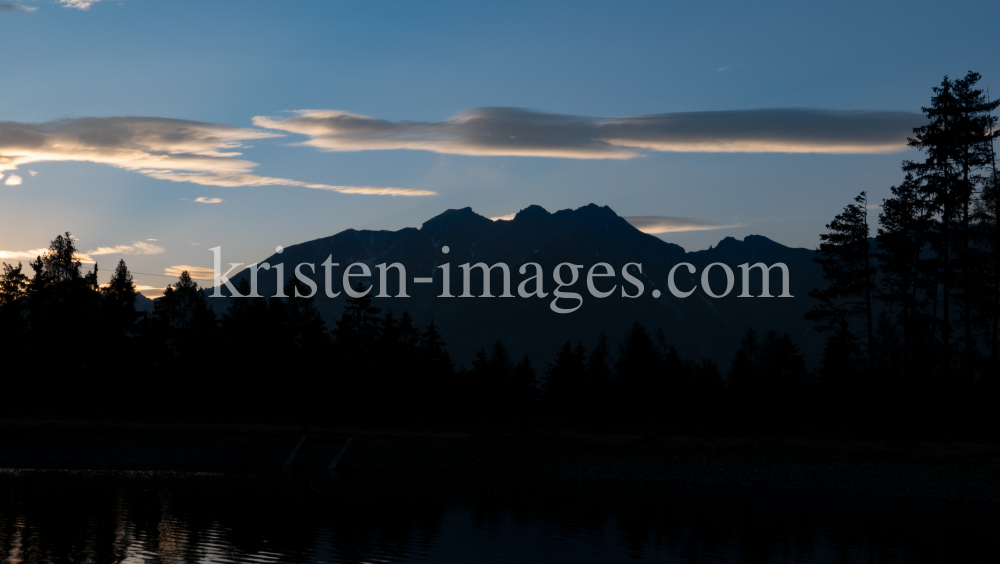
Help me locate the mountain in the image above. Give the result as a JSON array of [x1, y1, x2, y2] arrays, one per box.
[[212, 204, 826, 369], [136, 292, 155, 313]]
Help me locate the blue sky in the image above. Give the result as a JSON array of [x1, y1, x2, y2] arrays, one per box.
[[2, 0, 998, 295]]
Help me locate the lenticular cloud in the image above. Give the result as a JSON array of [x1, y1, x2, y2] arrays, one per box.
[[623, 216, 746, 234], [254, 107, 925, 159], [0, 116, 434, 196]]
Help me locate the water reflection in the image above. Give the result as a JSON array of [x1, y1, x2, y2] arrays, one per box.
[[0, 468, 992, 563]]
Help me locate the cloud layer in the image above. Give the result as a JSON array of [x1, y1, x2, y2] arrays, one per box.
[[254, 107, 925, 159], [623, 216, 746, 234], [0, 116, 434, 196]]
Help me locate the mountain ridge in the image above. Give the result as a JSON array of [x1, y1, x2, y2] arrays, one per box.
[[204, 204, 825, 368]]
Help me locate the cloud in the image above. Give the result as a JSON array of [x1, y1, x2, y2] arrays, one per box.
[[28, 170, 38, 176], [85, 241, 165, 256], [0, 3, 37, 12], [0, 248, 93, 264], [0, 248, 48, 262], [717, 66, 730, 72], [135, 285, 166, 298], [194, 196, 224, 204], [142, 170, 436, 196], [255, 107, 925, 158], [623, 216, 747, 234], [0, 116, 434, 196], [4, 174, 22, 186], [164, 265, 215, 280], [2, 241, 163, 265], [58, 0, 106, 9], [490, 213, 517, 221]]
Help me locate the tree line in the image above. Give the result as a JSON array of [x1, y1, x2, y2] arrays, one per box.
[[0, 229, 992, 437]]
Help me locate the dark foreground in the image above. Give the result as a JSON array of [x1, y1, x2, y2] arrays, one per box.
[[0, 467, 995, 563], [1, 422, 997, 505]]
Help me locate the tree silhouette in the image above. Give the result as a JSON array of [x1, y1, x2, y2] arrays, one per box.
[[16, 233, 102, 412], [333, 282, 382, 362], [418, 320, 454, 419], [150, 271, 218, 418], [101, 259, 141, 335], [330, 282, 382, 420], [219, 279, 271, 418], [583, 333, 614, 426], [615, 322, 661, 423], [543, 341, 587, 418], [0, 262, 28, 308], [37, 232, 83, 285], [0, 262, 30, 406], [728, 328, 808, 430], [807, 192, 877, 374], [376, 310, 421, 423], [509, 355, 540, 418], [817, 320, 864, 430], [903, 72, 999, 379], [877, 173, 934, 380], [975, 99, 1000, 374]]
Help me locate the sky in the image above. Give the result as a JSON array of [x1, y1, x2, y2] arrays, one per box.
[[2, 0, 999, 296]]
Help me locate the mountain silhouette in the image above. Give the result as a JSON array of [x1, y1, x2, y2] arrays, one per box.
[[212, 204, 825, 368]]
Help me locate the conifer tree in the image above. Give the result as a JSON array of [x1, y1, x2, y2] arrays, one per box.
[[543, 341, 587, 416], [877, 174, 933, 376], [806, 192, 877, 371], [509, 355, 539, 417], [616, 322, 660, 421], [333, 282, 382, 359], [102, 259, 141, 334], [903, 72, 999, 377], [727, 328, 761, 395], [0, 262, 28, 308], [0, 262, 30, 376], [153, 271, 218, 369]]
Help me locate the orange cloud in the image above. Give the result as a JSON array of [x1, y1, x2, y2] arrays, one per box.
[[623, 216, 746, 234], [164, 265, 215, 280]]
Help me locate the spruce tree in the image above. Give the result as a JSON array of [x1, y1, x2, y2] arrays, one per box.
[[806, 192, 877, 372], [877, 174, 934, 377], [102, 259, 141, 335], [903, 72, 999, 378]]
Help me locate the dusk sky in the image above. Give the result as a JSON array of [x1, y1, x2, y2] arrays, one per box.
[[2, 0, 998, 296]]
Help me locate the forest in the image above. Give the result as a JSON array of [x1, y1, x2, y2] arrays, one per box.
[[1, 72, 997, 440]]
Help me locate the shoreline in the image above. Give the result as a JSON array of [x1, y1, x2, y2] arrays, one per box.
[[1, 421, 997, 505]]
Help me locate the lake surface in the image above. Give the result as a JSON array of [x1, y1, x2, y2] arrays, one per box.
[[0, 468, 993, 563]]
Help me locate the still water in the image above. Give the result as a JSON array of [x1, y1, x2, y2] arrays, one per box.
[[0, 468, 993, 563]]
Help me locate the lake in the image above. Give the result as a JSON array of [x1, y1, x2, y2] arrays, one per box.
[[0, 468, 993, 563]]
